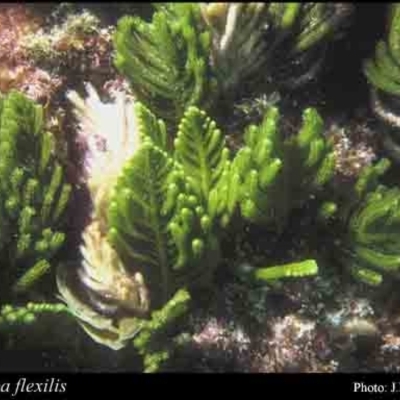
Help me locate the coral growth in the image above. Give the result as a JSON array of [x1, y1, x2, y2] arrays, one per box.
[[0, 4, 41, 65], [21, 10, 115, 92], [0, 4, 62, 103], [258, 314, 334, 372], [328, 120, 377, 180]]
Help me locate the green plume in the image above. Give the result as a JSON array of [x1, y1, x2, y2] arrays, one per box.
[[321, 159, 400, 285], [174, 106, 230, 212], [226, 106, 335, 228], [364, 4, 400, 96], [113, 3, 217, 128], [109, 102, 334, 308], [114, 3, 352, 127], [0, 91, 71, 297], [108, 134, 220, 309], [133, 288, 190, 373], [363, 4, 400, 161], [346, 184, 400, 285], [201, 2, 353, 99]]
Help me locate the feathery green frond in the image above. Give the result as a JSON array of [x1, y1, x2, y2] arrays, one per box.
[[114, 3, 217, 128], [108, 135, 220, 309], [108, 102, 334, 322], [114, 3, 352, 129], [292, 3, 351, 52], [364, 5, 400, 95], [201, 2, 353, 100], [174, 106, 230, 208], [0, 91, 71, 298], [345, 185, 400, 285], [363, 4, 400, 162], [323, 160, 400, 285], [228, 106, 334, 228], [133, 288, 190, 373], [108, 140, 176, 307], [135, 102, 168, 151]]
